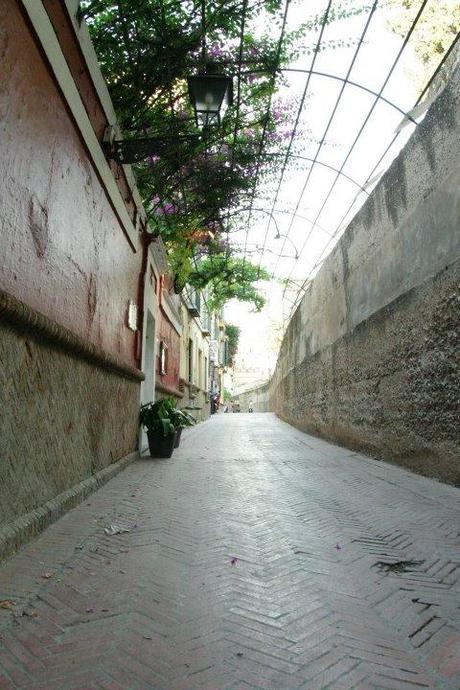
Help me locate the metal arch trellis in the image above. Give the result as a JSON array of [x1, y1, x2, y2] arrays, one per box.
[[239, 0, 291, 277], [107, 0, 456, 321], [262, 152, 371, 195], [285, 25, 460, 321], [274, 0, 431, 313], [229, 204, 334, 239], [223, 0, 249, 273], [142, 2, 419, 269], [282, 68, 419, 123], [271, 0, 380, 278], [151, 48, 420, 240], [254, 0, 334, 278], [279, 0, 431, 285], [240, 68, 419, 126]]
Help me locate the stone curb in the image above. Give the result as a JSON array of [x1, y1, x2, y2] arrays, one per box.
[[0, 451, 139, 564]]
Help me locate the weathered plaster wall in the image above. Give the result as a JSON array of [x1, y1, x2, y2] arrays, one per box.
[[0, 1, 143, 530], [177, 302, 211, 422], [270, 65, 460, 484], [0, 0, 140, 364]]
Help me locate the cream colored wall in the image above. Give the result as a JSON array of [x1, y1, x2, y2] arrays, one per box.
[[178, 301, 211, 422]]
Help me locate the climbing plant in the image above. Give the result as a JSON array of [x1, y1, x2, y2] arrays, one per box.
[[225, 324, 241, 364], [188, 255, 270, 311], [79, 0, 371, 307]]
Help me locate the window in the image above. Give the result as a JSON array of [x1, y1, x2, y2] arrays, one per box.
[[187, 338, 193, 383], [204, 356, 208, 391], [159, 341, 168, 375], [198, 348, 203, 388]]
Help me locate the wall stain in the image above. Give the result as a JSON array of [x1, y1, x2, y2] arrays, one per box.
[[384, 154, 408, 227], [433, 83, 457, 132], [24, 340, 33, 358], [28, 194, 50, 258], [362, 195, 376, 229], [0, 24, 12, 120], [87, 273, 97, 325]]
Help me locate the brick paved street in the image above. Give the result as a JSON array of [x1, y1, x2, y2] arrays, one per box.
[[0, 414, 459, 690]]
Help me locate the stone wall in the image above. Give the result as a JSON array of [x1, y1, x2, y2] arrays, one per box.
[[270, 65, 460, 484], [236, 383, 270, 413], [0, 291, 141, 527]]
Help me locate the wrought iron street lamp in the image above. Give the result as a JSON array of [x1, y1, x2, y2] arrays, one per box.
[[104, 127, 201, 165], [105, 73, 233, 164], [187, 74, 233, 128], [104, 0, 233, 161]]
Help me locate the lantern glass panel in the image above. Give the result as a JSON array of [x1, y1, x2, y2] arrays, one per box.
[[188, 75, 232, 128]]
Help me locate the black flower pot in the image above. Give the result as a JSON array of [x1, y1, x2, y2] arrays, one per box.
[[174, 428, 183, 448], [147, 430, 175, 458]]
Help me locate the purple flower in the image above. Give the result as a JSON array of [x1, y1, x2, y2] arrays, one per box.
[[152, 198, 177, 216], [206, 220, 221, 233], [208, 44, 231, 60]]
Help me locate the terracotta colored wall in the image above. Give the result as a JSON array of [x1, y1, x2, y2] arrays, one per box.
[[0, 0, 140, 365], [42, 0, 139, 226]]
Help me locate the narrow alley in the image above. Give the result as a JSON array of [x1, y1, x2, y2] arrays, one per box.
[[0, 414, 458, 690]]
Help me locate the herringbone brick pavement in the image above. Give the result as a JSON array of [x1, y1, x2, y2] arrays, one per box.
[[0, 414, 459, 689]]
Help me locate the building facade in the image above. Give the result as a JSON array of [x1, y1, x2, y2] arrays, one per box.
[[208, 311, 230, 409], [178, 288, 211, 422]]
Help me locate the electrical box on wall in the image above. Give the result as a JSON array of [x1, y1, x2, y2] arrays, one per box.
[[127, 300, 138, 331]]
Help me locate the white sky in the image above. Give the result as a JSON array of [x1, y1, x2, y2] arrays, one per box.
[[225, 0, 449, 378]]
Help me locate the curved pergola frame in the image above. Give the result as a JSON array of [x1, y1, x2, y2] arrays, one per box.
[[241, 67, 418, 125], [262, 152, 370, 195], [230, 205, 333, 241]]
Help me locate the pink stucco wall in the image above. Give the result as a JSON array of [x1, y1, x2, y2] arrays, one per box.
[[0, 0, 141, 365]]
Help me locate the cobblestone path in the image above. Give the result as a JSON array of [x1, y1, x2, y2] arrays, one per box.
[[0, 414, 459, 690]]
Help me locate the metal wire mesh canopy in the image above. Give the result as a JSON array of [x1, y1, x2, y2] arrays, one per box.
[[85, 0, 460, 328], [221, 0, 460, 329]]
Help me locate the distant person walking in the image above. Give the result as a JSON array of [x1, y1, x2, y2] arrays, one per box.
[[248, 400, 254, 413]]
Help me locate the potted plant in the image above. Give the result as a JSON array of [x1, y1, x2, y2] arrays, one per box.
[[139, 399, 176, 458], [171, 407, 196, 447], [156, 396, 196, 447]]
